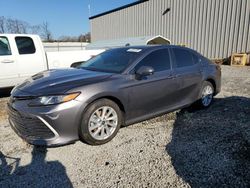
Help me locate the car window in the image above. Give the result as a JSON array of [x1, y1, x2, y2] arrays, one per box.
[[173, 48, 194, 67], [79, 48, 144, 73], [192, 53, 199, 64], [200, 55, 210, 63], [135, 49, 171, 72], [15, 37, 36, 55], [0, 37, 12, 56]]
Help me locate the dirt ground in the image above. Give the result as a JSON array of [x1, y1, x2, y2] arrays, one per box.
[[0, 65, 249, 187]]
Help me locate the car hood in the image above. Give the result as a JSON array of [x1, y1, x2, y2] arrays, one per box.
[[12, 68, 113, 96]]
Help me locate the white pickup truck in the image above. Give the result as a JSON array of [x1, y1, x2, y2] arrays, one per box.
[[0, 34, 104, 88]]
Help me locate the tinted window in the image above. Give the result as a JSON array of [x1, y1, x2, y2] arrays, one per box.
[[79, 48, 143, 73], [200, 55, 210, 63], [135, 49, 171, 72], [173, 48, 194, 67], [0, 37, 12, 56], [15, 37, 36, 55], [192, 53, 199, 64]]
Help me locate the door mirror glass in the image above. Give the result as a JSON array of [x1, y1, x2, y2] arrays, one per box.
[[135, 66, 154, 79]]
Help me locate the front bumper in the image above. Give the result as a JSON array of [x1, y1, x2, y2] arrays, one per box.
[[7, 98, 87, 147]]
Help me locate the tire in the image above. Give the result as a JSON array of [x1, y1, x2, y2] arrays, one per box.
[[79, 99, 122, 145], [196, 81, 214, 108]]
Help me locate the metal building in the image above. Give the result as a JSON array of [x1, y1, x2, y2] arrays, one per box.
[[86, 35, 171, 49], [89, 0, 250, 59]]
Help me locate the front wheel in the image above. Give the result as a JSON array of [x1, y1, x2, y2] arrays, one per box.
[[79, 99, 122, 145]]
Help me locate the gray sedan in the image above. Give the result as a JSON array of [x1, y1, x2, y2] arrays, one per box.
[[8, 45, 221, 146]]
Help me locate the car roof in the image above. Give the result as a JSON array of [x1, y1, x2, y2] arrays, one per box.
[[110, 45, 193, 52]]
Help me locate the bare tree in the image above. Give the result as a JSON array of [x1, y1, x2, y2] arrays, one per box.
[[0, 16, 6, 33], [30, 25, 42, 35], [1, 16, 91, 43], [58, 33, 91, 42], [6, 18, 29, 34], [0, 16, 53, 39], [78, 32, 91, 42], [59, 35, 79, 42], [41, 22, 53, 41], [78, 34, 86, 42], [19, 20, 29, 33], [85, 32, 91, 42]]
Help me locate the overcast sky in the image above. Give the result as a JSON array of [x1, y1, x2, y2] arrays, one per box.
[[1, 0, 136, 38]]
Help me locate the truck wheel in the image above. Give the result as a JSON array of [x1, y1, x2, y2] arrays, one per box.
[[79, 99, 122, 145]]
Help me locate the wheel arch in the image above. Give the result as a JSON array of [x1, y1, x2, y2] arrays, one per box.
[[85, 94, 126, 115], [95, 96, 125, 114], [205, 78, 216, 94]]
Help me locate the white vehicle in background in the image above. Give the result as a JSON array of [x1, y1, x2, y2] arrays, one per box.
[[0, 34, 104, 88]]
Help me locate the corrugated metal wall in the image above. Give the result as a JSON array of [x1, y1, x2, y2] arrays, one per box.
[[90, 0, 250, 59]]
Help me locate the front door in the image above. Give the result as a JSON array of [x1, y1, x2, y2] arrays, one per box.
[[126, 48, 178, 120], [0, 36, 19, 88]]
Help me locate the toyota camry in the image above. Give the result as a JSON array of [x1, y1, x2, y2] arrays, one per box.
[[8, 45, 221, 146]]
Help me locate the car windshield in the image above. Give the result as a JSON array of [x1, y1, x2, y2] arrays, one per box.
[[79, 48, 144, 73]]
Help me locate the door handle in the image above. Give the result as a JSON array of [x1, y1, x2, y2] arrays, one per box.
[[166, 75, 174, 79], [166, 74, 180, 79], [1, 59, 14, 63], [171, 74, 181, 78], [199, 69, 204, 73]]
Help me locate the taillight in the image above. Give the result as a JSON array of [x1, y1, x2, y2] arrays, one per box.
[[216, 64, 221, 71]]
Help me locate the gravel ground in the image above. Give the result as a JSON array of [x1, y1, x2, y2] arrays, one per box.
[[0, 65, 249, 187]]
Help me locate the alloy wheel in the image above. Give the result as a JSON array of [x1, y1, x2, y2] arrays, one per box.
[[88, 106, 118, 140], [201, 85, 214, 107]]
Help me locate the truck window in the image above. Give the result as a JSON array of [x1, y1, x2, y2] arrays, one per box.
[[0, 37, 12, 56], [15, 37, 36, 55]]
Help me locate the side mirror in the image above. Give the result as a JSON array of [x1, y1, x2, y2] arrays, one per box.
[[135, 66, 154, 79], [70, 61, 85, 68]]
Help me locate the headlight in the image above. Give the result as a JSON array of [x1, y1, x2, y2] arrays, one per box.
[[28, 92, 80, 106]]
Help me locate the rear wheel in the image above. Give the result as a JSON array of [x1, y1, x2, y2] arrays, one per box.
[[197, 81, 214, 108], [79, 99, 122, 145]]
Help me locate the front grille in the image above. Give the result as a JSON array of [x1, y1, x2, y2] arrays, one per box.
[[8, 104, 55, 140]]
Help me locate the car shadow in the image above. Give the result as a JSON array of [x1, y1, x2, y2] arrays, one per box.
[[0, 87, 13, 98], [166, 96, 250, 187], [0, 146, 73, 187]]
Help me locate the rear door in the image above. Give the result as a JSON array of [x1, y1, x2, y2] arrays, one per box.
[[126, 48, 179, 120], [0, 36, 19, 88], [15, 36, 47, 82], [171, 47, 203, 106]]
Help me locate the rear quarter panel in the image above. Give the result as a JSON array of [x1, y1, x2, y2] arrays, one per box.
[[201, 57, 222, 95]]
